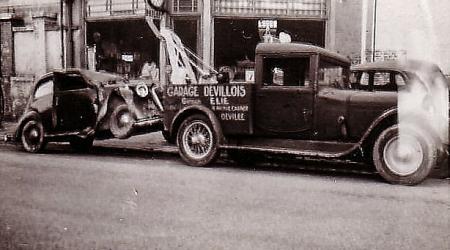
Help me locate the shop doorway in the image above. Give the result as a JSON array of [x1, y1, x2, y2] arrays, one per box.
[[214, 18, 325, 81], [86, 19, 160, 79]]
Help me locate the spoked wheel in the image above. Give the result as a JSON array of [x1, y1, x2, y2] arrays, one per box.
[[373, 125, 436, 185], [177, 115, 220, 167], [21, 119, 46, 153], [110, 104, 136, 139], [70, 136, 94, 153]]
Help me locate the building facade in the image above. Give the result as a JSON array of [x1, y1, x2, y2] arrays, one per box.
[[0, 0, 448, 120]]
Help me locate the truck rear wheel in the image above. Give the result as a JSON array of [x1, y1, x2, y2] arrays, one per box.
[[373, 125, 436, 185], [177, 114, 220, 167]]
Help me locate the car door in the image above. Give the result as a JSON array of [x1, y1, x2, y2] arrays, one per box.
[[29, 76, 56, 131], [255, 56, 314, 137], [54, 72, 98, 132]]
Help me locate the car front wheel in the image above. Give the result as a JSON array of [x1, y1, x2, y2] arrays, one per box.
[[110, 104, 136, 139], [21, 119, 46, 153], [177, 114, 220, 167], [373, 125, 436, 185]]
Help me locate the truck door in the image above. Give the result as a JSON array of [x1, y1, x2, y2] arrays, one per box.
[[54, 72, 98, 132], [255, 56, 314, 136]]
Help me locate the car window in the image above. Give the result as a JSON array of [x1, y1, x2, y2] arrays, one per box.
[[360, 72, 370, 86], [373, 71, 397, 91], [263, 57, 310, 87], [34, 79, 54, 99], [57, 74, 88, 91], [395, 73, 406, 86]]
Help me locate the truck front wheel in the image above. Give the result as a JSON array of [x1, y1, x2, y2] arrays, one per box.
[[177, 114, 220, 167], [373, 125, 436, 185]]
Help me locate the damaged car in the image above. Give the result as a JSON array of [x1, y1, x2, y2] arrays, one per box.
[[15, 69, 163, 153]]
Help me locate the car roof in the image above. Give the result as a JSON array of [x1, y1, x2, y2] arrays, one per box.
[[256, 42, 351, 65], [43, 68, 125, 86], [351, 60, 442, 73]]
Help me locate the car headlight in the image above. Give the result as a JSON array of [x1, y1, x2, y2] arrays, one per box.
[[135, 83, 149, 98]]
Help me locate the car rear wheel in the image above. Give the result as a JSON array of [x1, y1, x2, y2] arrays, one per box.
[[177, 114, 220, 167], [21, 119, 46, 153], [373, 125, 436, 185], [70, 136, 94, 153], [110, 104, 136, 139]]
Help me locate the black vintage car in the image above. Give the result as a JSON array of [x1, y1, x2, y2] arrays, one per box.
[[15, 69, 163, 153], [162, 43, 449, 185]]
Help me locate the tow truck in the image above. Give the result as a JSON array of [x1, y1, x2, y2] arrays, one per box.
[[141, 0, 449, 185]]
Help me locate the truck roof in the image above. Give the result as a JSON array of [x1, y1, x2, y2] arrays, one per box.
[[255, 42, 351, 65]]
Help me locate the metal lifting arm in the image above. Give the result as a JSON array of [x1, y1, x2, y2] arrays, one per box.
[[145, 16, 217, 85]]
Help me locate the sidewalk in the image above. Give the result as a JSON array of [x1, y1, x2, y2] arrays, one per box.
[[0, 121, 178, 154]]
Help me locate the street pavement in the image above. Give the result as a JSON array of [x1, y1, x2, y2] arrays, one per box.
[[0, 139, 449, 250]]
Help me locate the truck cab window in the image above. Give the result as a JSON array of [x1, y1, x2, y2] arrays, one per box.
[[263, 57, 310, 87], [318, 59, 347, 89]]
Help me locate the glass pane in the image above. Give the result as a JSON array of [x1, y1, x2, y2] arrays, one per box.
[[35, 80, 54, 99], [263, 57, 310, 87]]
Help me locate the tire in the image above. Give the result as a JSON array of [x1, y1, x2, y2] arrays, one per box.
[[20, 119, 46, 153], [177, 114, 220, 167], [70, 136, 94, 153], [162, 130, 175, 144], [109, 104, 136, 139], [373, 124, 437, 185]]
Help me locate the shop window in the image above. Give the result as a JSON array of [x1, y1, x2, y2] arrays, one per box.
[[263, 57, 310, 87], [172, 0, 198, 13], [214, 0, 326, 18]]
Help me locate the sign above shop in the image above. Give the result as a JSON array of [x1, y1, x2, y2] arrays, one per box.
[[258, 20, 277, 29]]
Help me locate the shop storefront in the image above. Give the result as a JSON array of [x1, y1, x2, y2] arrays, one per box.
[[212, 0, 327, 82]]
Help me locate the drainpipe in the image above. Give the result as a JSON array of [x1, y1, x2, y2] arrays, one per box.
[[60, 0, 65, 68], [65, 0, 74, 68], [371, 0, 377, 62]]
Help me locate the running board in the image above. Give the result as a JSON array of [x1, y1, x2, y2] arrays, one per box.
[[220, 139, 359, 158], [133, 117, 163, 128]]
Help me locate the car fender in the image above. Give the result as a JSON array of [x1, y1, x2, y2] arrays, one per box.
[[359, 107, 444, 158], [357, 107, 398, 146], [170, 105, 224, 145], [14, 110, 41, 142], [96, 86, 136, 125]]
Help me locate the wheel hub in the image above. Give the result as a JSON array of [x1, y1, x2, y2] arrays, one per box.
[[118, 113, 131, 127], [383, 135, 424, 176], [182, 121, 213, 160]]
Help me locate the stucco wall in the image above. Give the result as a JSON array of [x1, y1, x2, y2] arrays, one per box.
[[376, 0, 450, 74], [333, 0, 362, 61]]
